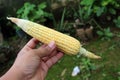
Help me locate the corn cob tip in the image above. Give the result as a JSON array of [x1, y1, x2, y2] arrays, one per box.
[[86, 52, 101, 59], [80, 47, 101, 59], [7, 17, 18, 23]]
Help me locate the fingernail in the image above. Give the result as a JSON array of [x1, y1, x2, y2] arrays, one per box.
[[48, 41, 55, 48]]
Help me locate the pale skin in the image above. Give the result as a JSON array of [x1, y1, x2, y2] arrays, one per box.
[[0, 38, 64, 80]]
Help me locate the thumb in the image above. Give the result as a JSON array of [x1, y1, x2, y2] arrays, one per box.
[[35, 41, 56, 57]]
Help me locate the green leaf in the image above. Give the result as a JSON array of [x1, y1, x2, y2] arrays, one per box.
[[104, 28, 113, 37], [17, 7, 24, 14], [87, 5, 93, 16], [113, 16, 120, 28], [16, 1, 52, 25], [109, 8, 116, 15], [104, 27, 110, 32], [38, 2, 46, 9], [101, 0, 111, 6], [106, 33, 113, 37], [80, 0, 95, 6], [37, 9, 44, 16], [97, 31, 104, 36], [17, 2, 35, 19], [44, 12, 52, 18], [96, 7, 105, 16]]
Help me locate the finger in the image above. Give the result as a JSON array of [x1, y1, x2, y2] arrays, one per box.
[[40, 44, 47, 48], [24, 38, 39, 49], [49, 49, 57, 57], [45, 52, 64, 68], [42, 50, 57, 62], [35, 41, 56, 57], [40, 44, 50, 61]]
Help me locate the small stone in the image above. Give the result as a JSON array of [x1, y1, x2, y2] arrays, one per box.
[[75, 19, 80, 25]]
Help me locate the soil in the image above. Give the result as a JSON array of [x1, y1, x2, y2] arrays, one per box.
[[0, 37, 28, 76]]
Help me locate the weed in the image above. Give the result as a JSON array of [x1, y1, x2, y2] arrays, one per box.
[[52, 7, 73, 34], [97, 27, 114, 40], [80, 58, 96, 79], [113, 16, 120, 28], [53, 8, 66, 32]]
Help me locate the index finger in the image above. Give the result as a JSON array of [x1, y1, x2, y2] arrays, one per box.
[[24, 38, 39, 49]]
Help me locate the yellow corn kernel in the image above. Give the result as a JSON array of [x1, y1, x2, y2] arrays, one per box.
[[7, 17, 101, 59]]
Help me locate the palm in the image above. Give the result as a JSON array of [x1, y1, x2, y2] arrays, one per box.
[[17, 38, 63, 80]]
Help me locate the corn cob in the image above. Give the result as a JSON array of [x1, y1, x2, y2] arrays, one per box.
[[7, 17, 101, 59]]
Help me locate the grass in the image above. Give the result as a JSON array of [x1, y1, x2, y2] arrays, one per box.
[[46, 36, 120, 80]]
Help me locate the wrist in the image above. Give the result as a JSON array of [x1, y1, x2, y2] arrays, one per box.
[[0, 65, 25, 80]]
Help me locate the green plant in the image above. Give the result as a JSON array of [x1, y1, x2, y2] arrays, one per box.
[[80, 58, 96, 79], [17, 2, 52, 22], [93, 0, 119, 16], [15, 2, 52, 31], [53, 8, 72, 33], [76, 0, 120, 24], [97, 27, 114, 40], [17, 2, 35, 20], [80, 0, 94, 20], [81, 58, 96, 71], [113, 16, 120, 28], [53, 8, 66, 32], [71, 0, 94, 26]]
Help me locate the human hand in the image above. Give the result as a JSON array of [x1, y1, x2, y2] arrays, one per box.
[[0, 38, 64, 80]]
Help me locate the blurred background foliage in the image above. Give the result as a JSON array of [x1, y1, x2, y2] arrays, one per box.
[[0, 0, 120, 39], [0, 0, 120, 80]]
